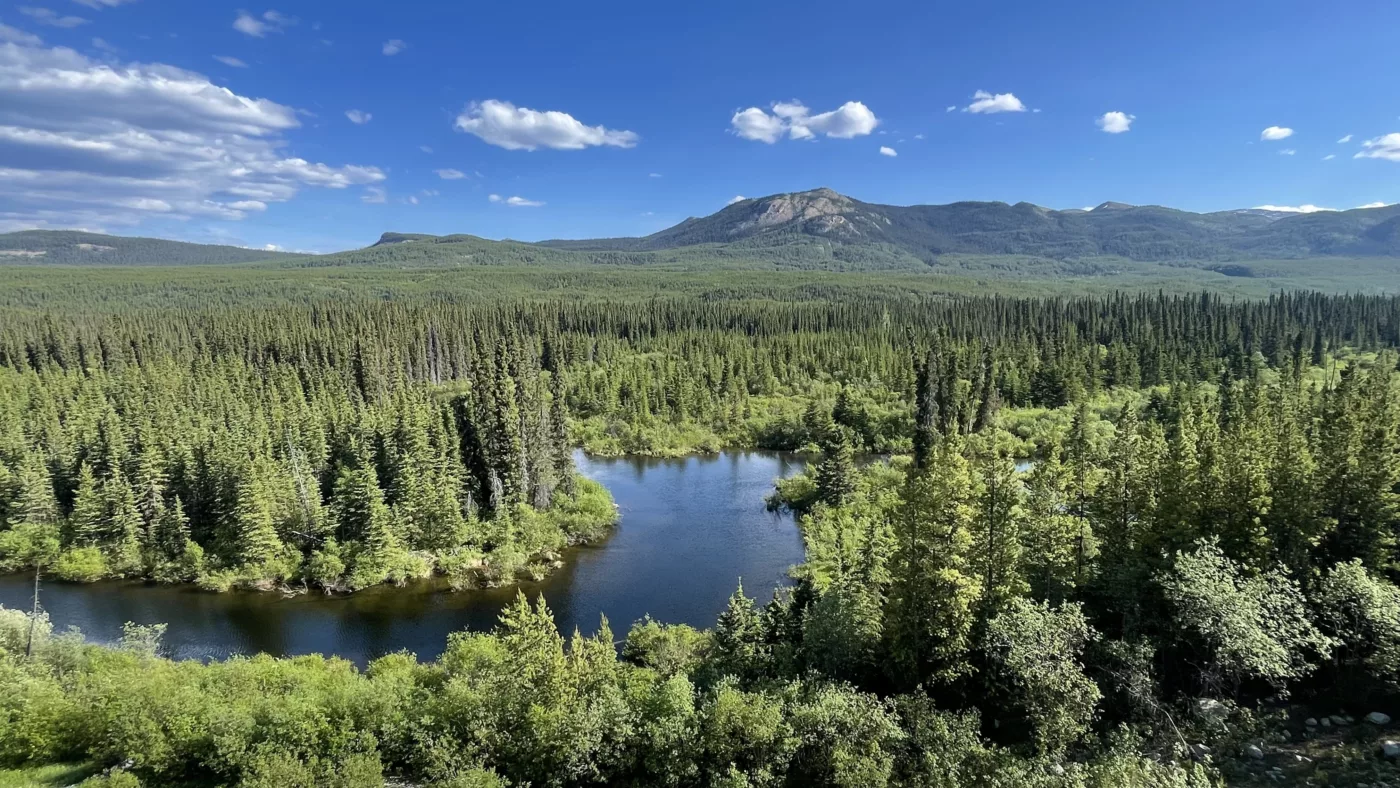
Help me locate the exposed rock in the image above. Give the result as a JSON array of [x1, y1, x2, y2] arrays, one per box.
[[1188, 743, 1211, 760], [1305, 717, 1318, 728], [1367, 712, 1392, 725], [1246, 744, 1265, 759], [1195, 698, 1229, 724], [1330, 715, 1348, 726], [1381, 740, 1400, 759]]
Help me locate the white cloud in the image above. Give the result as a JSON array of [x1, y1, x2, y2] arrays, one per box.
[[345, 109, 371, 125], [418, 145, 432, 153], [91, 37, 116, 52], [731, 100, 878, 143], [420, 189, 438, 197], [381, 39, 406, 56], [488, 193, 543, 207], [0, 37, 385, 230], [879, 146, 897, 157], [1254, 204, 1335, 213], [1260, 126, 1294, 141], [0, 22, 43, 45], [913, 133, 924, 139], [727, 195, 746, 205], [1279, 149, 1296, 156], [455, 99, 638, 151], [234, 10, 294, 38], [945, 106, 956, 113], [435, 168, 465, 179], [361, 186, 386, 204], [19, 7, 89, 28], [730, 107, 785, 143], [262, 243, 281, 251], [964, 90, 1026, 114], [213, 55, 248, 68], [648, 172, 662, 178], [1255, 202, 1395, 213], [1337, 134, 1352, 144], [1355, 133, 1400, 162], [401, 195, 418, 205], [1096, 111, 1133, 133], [72, 0, 137, 8], [1323, 154, 1336, 161]]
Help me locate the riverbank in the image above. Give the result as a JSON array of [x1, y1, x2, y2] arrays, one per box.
[[0, 475, 618, 598], [0, 452, 807, 664]]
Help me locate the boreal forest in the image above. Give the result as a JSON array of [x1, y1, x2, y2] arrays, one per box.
[[1, 275, 1399, 787]]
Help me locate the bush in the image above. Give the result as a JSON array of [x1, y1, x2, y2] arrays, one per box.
[[52, 547, 109, 583]]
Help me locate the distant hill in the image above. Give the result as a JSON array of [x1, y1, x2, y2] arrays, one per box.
[[0, 230, 310, 265], [537, 188, 1400, 262], [9, 191, 1400, 277]]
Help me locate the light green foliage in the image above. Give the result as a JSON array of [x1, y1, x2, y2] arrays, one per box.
[[52, 546, 107, 583], [985, 599, 1102, 754], [1160, 540, 1331, 690], [1314, 559, 1400, 686], [623, 617, 709, 676]]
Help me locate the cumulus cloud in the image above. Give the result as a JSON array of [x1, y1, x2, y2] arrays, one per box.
[[648, 172, 662, 178], [488, 193, 544, 207], [19, 7, 89, 28], [1356, 202, 1393, 209], [0, 37, 385, 230], [455, 99, 637, 151], [345, 109, 371, 125], [879, 146, 897, 157], [401, 195, 418, 205], [418, 145, 433, 153], [1279, 149, 1296, 156], [1323, 154, 1336, 161], [1096, 111, 1133, 133], [382, 39, 406, 56], [234, 10, 294, 38], [213, 55, 248, 68], [945, 106, 956, 113], [727, 195, 746, 205], [1355, 133, 1400, 162], [1337, 134, 1352, 144], [730, 107, 785, 143], [731, 100, 878, 143], [360, 186, 386, 204], [1260, 126, 1293, 141], [435, 168, 465, 179], [964, 90, 1026, 114]]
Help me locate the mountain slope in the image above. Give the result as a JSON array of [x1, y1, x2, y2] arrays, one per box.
[[537, 188, 1400, 262], [0, 230, 310, 265]]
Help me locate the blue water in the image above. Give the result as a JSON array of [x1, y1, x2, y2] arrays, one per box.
[[0, 451, 806, 665]]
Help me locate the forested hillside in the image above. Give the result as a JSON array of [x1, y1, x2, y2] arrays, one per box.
[[0, 231, 308, 266], [2, 287, 1400, 786]]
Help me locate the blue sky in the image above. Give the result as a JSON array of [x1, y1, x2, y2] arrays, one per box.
[[1, 0, 1397, 252]]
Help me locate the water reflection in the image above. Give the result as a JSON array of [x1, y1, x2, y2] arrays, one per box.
[[0, 451, 806, 666]]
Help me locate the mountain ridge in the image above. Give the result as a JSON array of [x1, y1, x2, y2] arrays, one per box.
[[0, 230, 311, 266]]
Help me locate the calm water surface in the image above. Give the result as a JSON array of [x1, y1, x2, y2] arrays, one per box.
[[0, 451, 806, 665]]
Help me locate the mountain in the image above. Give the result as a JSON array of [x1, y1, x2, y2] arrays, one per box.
[[8, 190, 1400, 274], [536, 188, 1400, 262], [0, 230, 310, 265]]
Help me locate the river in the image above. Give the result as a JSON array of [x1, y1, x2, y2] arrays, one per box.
[[0, 451, 807, 665]]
